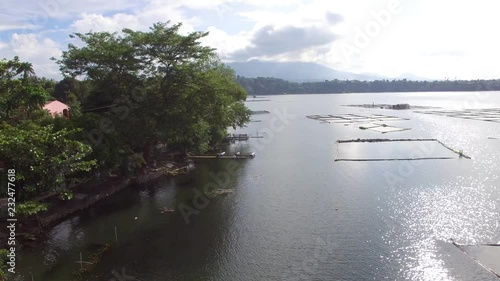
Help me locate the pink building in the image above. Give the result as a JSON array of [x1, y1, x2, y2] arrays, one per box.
[[43, 100, 70, 118]]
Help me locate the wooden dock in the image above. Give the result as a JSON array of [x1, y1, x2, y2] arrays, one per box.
[[224, 134, 249, 141], [250, 110, 270, 115], [223, 134, 264, 142], [188, 152, 256, 159]]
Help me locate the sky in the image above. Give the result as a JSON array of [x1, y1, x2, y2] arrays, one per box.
[[1, 0, 500, 80]]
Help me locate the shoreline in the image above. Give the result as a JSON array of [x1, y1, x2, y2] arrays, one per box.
[[0, 160, 190, 249]]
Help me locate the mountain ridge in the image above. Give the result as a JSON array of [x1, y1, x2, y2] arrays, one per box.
[[227, 60, 427, 82]]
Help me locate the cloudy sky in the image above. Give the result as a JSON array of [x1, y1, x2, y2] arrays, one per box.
[[1, 0, 499, 80]]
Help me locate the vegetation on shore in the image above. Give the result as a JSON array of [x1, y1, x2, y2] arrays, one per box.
[[0, 22, 250, 234], [237, 76, 500, 95]]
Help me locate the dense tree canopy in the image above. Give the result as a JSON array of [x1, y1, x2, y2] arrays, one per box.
[[237, 76, 500, 95], [0, 58, 95, 200], [0, 57, 50, 121], [56, 21, 250, 158], [0, 123, 96, 199]]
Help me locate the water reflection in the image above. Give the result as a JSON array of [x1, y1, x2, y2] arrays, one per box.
[[383, 177, 499, 280]]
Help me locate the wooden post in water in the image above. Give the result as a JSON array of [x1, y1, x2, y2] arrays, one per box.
[[75, 251, 92, 269], [115, 226, 118, 243]]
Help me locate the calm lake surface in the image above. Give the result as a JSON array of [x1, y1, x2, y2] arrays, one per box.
[[17, 92, 500, 281]]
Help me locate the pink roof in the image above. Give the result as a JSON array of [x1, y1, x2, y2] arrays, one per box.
[[43, 100, 70, 116]]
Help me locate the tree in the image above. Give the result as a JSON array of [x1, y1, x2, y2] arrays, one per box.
[[0, 57, 98, 200], [64, 112, 125, 175], [0, 249, 8, 280], [33, 77, 57, 95], [66, 92, 82, 117], [0, 57, 50, 121], [55, 21, 250, 159], [235, 76, 500, 95], [17, 201, 48, 229], [53, 77, 91, 104], [0, 122, 96, 199]]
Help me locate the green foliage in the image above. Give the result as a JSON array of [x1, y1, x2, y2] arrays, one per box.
[[55, 21, 250, 157], [0, 249, 7, 280], [0, 21, 250, 203], [17, 201, 48, 217], [64, 112, 124, 174], [66, 92, 82, 117], [52, 77, 91, 105], [124, 153, 146, 175], [0, 57, 50, 121], [236, 76, 500, 95], [0, 122, 96, 198], [33, 77, 57, 95], [58, 190, 74, 200]]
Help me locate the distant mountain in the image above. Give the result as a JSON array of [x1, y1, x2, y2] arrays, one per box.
[[227, 60, 384, 82]]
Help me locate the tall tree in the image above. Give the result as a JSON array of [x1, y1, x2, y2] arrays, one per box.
[[55, 22, 250, 159], [0, 57, 49, 121]]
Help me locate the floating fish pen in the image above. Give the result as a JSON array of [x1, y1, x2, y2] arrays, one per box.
[[334, 138, 471, 161], [307, 113, 409, 124], [344, 104, 439, 110], [451, 239, 500, 279], [188, 152, 256, 159], [415, 108, 500, 123], [358, 123, 411, 133], [307, 113, 411, 133], [337, 138, 435, 143]]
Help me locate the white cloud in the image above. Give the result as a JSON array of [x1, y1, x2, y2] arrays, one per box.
[[0, 24, 39, 31], [0, 0, 141, 20], [222, 0, 500, 79], [329, 0, 500, 79], [71, 13, 142, 33], [70, 0, 201, 35], [201, 27, 250, 60], [5, 33, 62, 79], [0, 42, 8, 51], [3, 0, 500, 79]]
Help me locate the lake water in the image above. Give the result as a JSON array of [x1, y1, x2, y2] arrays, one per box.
[[17, 92, 500, 281]]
